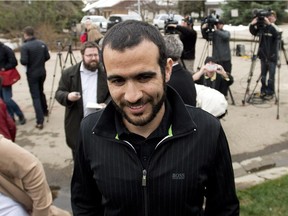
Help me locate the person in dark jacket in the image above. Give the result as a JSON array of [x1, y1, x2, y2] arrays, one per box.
[[201, 19, 232, 75], [249, 10, 280, 98], [55, 41, 109, 157], [164, 34, 197, 106], [71, 20, 239, 215], [20, 26, 50, 129], [193, 56, 234, 97], [0, 42, 26, 124], [166, 16, 197, 73]]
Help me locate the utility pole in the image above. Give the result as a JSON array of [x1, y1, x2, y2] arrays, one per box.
[[138, 0, 141, 15]]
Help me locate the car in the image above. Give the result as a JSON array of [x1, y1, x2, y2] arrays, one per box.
[[107, 14, 142, 30], [153, 14, 184, 30], [81, 15, 108, 33]]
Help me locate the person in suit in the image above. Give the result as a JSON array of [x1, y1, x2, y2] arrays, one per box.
[[71, 20, 239, 215], [55, 41, 110, 157], [164, 34, 197, 106], [0, 135, 71, 216]]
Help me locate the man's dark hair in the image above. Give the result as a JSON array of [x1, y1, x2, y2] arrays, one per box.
[[23, 26, 34, 36], [102, 20, 167, 75], [80, 41, 100, 55], [204, 56, 216, 64]]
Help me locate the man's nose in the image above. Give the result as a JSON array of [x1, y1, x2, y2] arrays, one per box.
[[124, 82, 143, 103]]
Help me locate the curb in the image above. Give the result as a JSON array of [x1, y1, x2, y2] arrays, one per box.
[[233, 149, 288, 189]]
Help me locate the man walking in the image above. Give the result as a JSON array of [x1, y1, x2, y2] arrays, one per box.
[[20, 26, 50, 129], [71, 20, 239, 215], [55, 41, 109, 157]]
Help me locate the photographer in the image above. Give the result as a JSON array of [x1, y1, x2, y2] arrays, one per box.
[[249, 10, 280, 98], [166, 16, 197, 74], [193, 56, 233, 97], [201, 19, 232, 75]]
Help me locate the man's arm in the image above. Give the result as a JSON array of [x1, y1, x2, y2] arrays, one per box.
[[55, 70, 72, 107], [71, 119, 104, 215], [214, 29, 230, 41], [43, 43, 50, 62], [204, 127, 240, 215], [20, 45, 29, 66], [0, 136, 52, 215], [192, 64, 207, 81], [2, 46, 17, 70], [249, 18, 259, 36]]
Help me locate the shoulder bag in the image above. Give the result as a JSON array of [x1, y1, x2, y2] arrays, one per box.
[[0, 68, 21, 87]]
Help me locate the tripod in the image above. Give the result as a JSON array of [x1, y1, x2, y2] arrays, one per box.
[[242, 33, 262, 105], [196, 39, 212, 72], [62, 44, 77, 70], [276, 38, 288, 119], [47, 43, 77, 122], [47, 43, 64, 122]]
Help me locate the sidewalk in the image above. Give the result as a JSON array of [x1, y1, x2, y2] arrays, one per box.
[[10, 24, 288, 211]]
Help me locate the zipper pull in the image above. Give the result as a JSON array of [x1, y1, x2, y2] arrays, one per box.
[[142, 169, 147, 186]]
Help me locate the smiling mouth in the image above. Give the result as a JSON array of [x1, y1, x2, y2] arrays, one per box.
[[129, 104, 144, 109], [127, 104, 146, 115]]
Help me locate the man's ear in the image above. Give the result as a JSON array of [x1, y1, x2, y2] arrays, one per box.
[[165, 58, 173, 82]]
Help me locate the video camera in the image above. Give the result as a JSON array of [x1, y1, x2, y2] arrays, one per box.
[[201, 14, 219, 41], [164, 14, 179, 35], [253, 9, 272, 29]]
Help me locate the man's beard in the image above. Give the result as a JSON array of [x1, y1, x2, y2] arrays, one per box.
[[83, 60, 99, 71], [112, 89, 166, 127]]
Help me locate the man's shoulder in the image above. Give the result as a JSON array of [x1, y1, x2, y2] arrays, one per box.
[[81, 110, 103, 127], [185, 105, 221, 126], [62, 63, 81, 75]]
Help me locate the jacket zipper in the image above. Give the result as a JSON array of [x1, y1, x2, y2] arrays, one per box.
[[121, 136, 183, 216], [142, 169, 148, 216], [122, 140, 148, 215]]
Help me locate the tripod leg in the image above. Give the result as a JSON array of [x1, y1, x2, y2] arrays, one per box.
[[47, 53, 60, 122], [242, 55, 257, 105], [246, 73, 261, 104], [71, 52, 77, 65], [276, 39, 284, 119], [62, 51, 70, 70], [181, 58, 186, 70], [70, 53, 74, 66], [276, 66, 280, 119], [47, 52, 63, 122], [228, 87, 235, 105], [281, 40, 288, 65], [196, 41, 210, 71]]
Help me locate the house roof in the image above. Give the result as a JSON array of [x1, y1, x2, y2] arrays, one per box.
[[82, 0, 122, 12]]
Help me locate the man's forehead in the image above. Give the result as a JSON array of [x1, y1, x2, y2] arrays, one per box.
[[84, 47, 99, 53]]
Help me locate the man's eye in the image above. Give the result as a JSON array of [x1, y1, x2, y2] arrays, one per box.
[[110, 78, 125, 86], [138, 75, 152, 82]]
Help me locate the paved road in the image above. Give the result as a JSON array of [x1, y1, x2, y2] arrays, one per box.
[[10, 24, 288, 212]]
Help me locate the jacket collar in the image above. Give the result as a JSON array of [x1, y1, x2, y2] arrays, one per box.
[[24, 36, 36, 43], [92, 86, 197, 139]]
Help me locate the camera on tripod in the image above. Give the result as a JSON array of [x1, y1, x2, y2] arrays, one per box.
[[253, 9, 272, 29], [164, 14, 179, 35], [201, 14, 219, 41]]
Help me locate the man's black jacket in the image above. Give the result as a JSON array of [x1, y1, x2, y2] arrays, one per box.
[[167, 63, 197, 106], [71, 87, 239, 216], [249, 23, 280, 63], [55, 62, 109, 151]]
